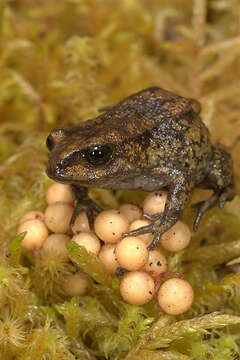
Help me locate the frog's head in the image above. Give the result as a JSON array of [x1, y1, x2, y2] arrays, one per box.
[[46, 123, 146, 187]]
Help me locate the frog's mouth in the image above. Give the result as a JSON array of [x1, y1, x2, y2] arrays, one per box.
[[46, 164, 78, 184], [46, 166, 66, 183], [46, 164, 114, 187]]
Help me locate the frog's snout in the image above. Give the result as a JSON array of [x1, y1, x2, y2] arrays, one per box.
[[46, 128, 70, 182], [46, 155, 67, 183]]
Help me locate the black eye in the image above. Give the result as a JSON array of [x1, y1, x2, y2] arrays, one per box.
[[46, 134, 54, 151], [84, 145, 112, 165]]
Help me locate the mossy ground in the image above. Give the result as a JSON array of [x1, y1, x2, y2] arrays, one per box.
[[1, 0, 240, 359]]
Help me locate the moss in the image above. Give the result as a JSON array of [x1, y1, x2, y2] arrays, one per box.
[[190, 332, 240, 360], [1, 0, 240, 358]]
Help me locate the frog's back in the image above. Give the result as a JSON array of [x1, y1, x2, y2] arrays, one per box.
[[96, 87, 203, 135], [106, 87, 212, 182], [113, 87, 201, 121], [126, 88, 212, 182]]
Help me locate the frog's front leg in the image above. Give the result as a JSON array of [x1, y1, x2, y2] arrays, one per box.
[[123, 174, 194, 250], [70, 185, 102, 229]]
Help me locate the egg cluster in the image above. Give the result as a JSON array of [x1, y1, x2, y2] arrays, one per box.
[[17, 183, 194, 315]]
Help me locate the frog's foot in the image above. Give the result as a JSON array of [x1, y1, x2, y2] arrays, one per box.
[[192, 194, 219, 232], [123, 175, 194, 250], [192, 190, 232, 232], [147, 232, 162, 251], [192, 187, 236, 231], [218, 188, 235, 208], [122, 222, 156, 238], [70, 199, 102, 229], [122, 220, 162, 250]]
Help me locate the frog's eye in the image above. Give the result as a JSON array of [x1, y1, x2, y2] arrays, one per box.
[[46, 134, 54, 151], [83, 145, 112, 166]]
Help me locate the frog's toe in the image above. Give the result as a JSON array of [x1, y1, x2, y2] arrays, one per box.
[[218, 188, 235, 209], [193, 210, 203, 232], [70, 207, 81, 227], [191, 201, 206, 231], [86, 208, 94, 229], [192, 193, 220, 231], [122, 223, 155, 238], [218, 194, 226, 209], [90, 201, 102, 213], [70, 199, 102, 228], [147, 232, 161, 250], [142, 213, 154, 221], [191, 201, 205, 213], [143, 213, 163, 221]]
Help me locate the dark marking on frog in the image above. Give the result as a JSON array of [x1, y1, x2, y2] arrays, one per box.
[[46, 87, 235, 250]]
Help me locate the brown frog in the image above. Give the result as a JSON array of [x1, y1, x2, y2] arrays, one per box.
[[46, 87, 235, 250]]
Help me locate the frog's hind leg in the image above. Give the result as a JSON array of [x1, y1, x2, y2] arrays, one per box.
[[193, 143, 235, 231]]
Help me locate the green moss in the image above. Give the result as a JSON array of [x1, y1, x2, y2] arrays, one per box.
[[66, 241, 114, 288], [1, 0, 240, 358], [191, 332, 240, 360]]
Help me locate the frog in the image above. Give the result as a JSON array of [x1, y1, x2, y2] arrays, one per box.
[[46, 87, 235, 250]]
